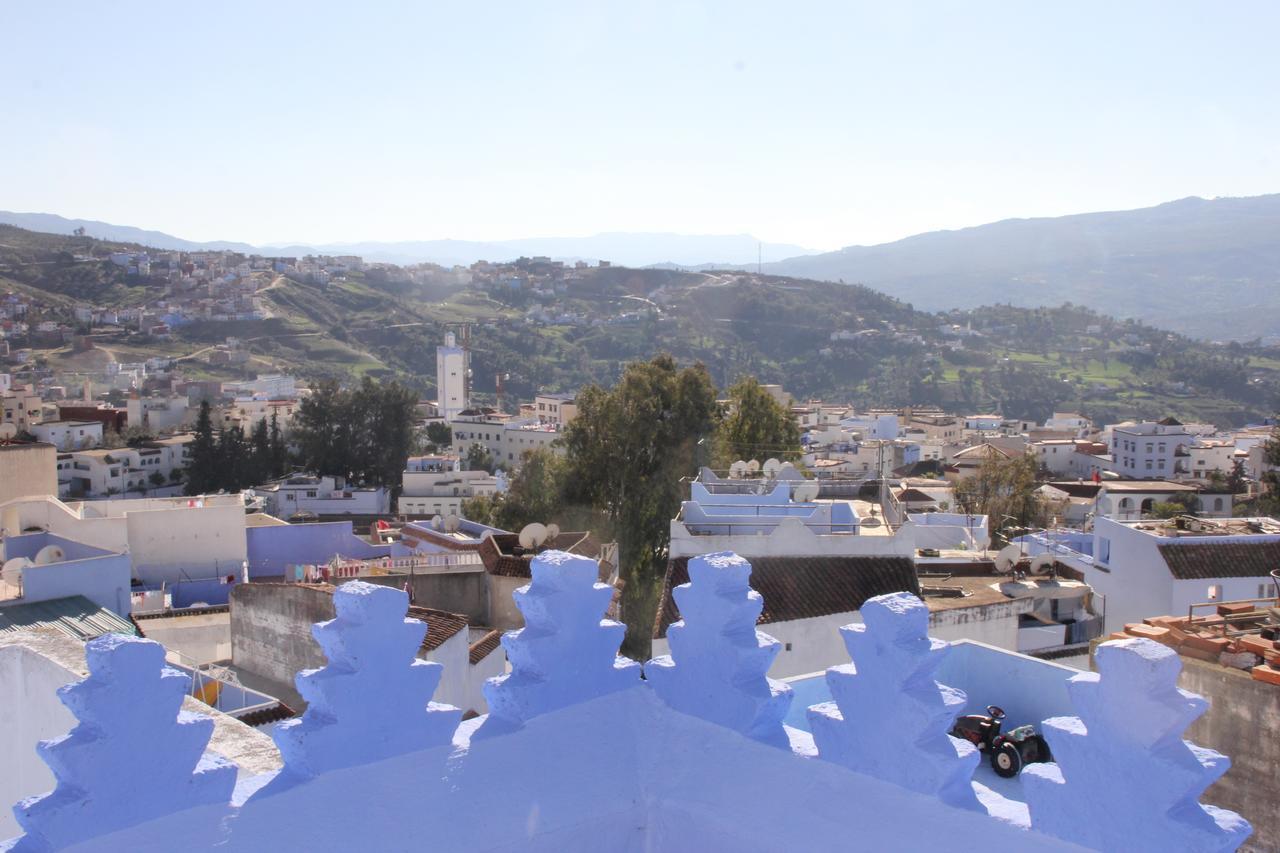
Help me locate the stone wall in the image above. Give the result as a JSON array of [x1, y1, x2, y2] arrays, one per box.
[[360, 568, 489, 625], [230, 584, 334, 689], [1179, 656, 1280, 850]]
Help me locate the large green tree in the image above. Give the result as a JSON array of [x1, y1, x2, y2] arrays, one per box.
[[713, 376, 801, 468], [291, 377, 417, 494], [184, 400, 220, 495], [562, 354, 719, 656]]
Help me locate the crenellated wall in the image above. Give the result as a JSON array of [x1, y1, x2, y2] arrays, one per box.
[[1, 551, 1253, 853]]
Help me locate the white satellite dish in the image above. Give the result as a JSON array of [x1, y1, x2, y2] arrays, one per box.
[[729, 461, 748, 479], [430, 515, 443, 531], [793, 482, 819, 502], [443, 514, 461, 533], [545, 523, 560, 542], [2, 557, 31, 587], [993, 544, 1022, 574], [518, 522, 548, 550], [1030, 554, 1056, 576], [745, 460, 761, 474], [762, 458, 782, 477], [33, 545, 66, 565], [0, 423, 15, 439]]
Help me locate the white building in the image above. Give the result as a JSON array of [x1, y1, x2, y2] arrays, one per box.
[[256, 475, 390, 518], [29, 420, 102, 451], [533, 392, 577, 427], [436, 332, 469, 422], [2, 387, 44, 431], [1108, 419, 1194, 479], [398, 455, 504, 517], [1022, 515, 1280, 635]]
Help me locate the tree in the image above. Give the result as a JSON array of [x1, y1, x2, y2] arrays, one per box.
[[459, 493, 500, 526], [425, 422, 452, 452], [268, 411, 288, 479], [291, 377, 417, 493], [148, 471, 165, 489], [562, 354, 719, 657], [953, 453, 1054, 544], [713, 376, 801, 468], [250, 418, 271, 476], [217, 425, 250, 492], [1226, 459, 1248, 495], [465, 443, 496, 474], [184, 401, 220, 495]]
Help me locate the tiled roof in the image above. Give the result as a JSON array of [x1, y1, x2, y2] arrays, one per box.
[[468, 629, 503, 664], [1157, 540, 1280, 580], [654, 555, 920, 639], [479, 532, 601, 578], [0, 596, 137, 642], [407, 605, 470, 652]]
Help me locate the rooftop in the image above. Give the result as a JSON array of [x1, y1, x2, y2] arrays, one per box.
[[654, 554, 918, 638], [0, 595, 136, 642]]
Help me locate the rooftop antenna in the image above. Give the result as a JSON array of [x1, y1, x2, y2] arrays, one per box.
[[757, 241, 762, 275]]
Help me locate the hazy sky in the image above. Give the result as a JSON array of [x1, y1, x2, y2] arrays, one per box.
[[3, 2, 1278, 250]]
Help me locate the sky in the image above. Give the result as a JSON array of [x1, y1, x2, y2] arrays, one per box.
[[3, 1, 1279, 251]]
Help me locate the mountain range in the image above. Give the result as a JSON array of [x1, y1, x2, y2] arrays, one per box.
[[763, 194, 1280, 342], [0, 212, 813, 269], [4, 193, 1279, 340]]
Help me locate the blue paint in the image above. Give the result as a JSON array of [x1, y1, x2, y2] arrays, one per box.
[[245, 522, 391, 579]]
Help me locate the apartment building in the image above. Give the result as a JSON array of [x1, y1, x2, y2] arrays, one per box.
[[1108, 419, 1194, 478]]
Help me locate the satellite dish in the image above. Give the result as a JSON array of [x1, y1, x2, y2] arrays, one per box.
[[444, 514, 461, 533], [793, 482, 819, 502], [1030, 554, 1056, 576], [994, 544, 1022, 574], [729, 461, 748, 479], [34, 545, 66, 565], [2, 557, 31, 587], [430, 515, 443, 531], [745, 460, 761, 474], [545, 523, 560, 542], [762, 458, 782, 477], [519, 522, 548, 549]]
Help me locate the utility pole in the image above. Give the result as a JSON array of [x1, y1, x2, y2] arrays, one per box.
[[757, 242, 762, 275]]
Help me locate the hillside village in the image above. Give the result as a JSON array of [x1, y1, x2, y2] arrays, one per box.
[[2, 226, 1280, 850]]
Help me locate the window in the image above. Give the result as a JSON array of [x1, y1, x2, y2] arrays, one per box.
[[306, 490, 317, 498], [1158, 443, 1166, 453], [1145, 460, 1152, 470], [1145, 443, 1153, 453]]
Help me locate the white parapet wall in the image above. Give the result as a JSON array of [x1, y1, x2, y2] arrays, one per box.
[[0, 552, 1253, 852]]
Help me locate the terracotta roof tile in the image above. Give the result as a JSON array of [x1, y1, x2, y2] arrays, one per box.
[[407, 605, 470, 652], [479, 532, 601, 578], [468, 629, 503, 664], [654, 555, 919, 639]]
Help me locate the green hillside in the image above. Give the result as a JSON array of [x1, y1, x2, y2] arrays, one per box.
[[4, 224, 1279, 425]]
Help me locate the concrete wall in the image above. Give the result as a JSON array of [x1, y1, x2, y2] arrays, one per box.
[[231, 584, 334, 690], [927, 598, 1029, 651], [0, 444, 56, 505], [361, 569, 489, 625], [244, 521, 388, 579], [19, 553, 132, 616], [486, 574, 527, 630], [139, 611, 232, 664], [230, 582, 486, 712], [934, 640, 1079, 730], [0, 641, 78, 840], [1177, 656, 1280, 848], [128, 502, 247, 583]]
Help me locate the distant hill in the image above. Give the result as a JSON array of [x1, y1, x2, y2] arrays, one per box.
[[764, 195, 1280, 342], [0, 212, 815, 268], [5, 223, 1279, 426]]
